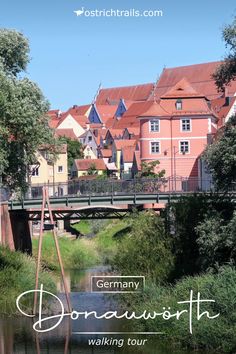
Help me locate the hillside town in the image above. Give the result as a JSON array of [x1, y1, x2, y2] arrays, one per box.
[[30, 61, 236, 194]]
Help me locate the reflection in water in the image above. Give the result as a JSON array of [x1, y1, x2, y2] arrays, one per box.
[[0, 266, 213, 354]]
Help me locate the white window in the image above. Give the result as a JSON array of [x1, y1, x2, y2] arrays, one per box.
[[179, 141, 190, 154], [150, 119, 160, 132], [58, 166, 63, 173], [150, 141, 160, 154], [181, 119, 191, 132], [32, 167, 39, 177], [88, 136, 92, 142]]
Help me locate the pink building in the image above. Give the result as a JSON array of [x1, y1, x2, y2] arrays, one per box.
[[138, 78, 218, 181]]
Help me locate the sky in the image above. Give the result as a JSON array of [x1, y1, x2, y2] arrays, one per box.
[[0, 0, 235, 110]]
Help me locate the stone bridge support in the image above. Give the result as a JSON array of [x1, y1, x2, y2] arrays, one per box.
[[0, 204, 32, 254], [0, 203, 14, 250]]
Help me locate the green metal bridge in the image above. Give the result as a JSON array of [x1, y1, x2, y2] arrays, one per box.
[[2, 177, 232, 220]]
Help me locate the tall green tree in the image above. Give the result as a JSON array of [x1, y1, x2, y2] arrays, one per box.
[[203, 115, 236, 191], [213, 16, 236, 90], [0, 29, 53, 192], [58, 136, 83, 169]]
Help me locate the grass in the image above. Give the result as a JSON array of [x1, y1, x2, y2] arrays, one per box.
[[0, 246, 56, 315], [72, 220, 91, 235], [95, 219, 129, 264], [32, 233, 100, 270]]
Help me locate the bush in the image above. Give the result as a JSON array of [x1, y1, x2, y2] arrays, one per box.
[[112, 211, 174, 283], [0, 246, 56, 314], [131, 266, 236, 353], [165, 194, 234, 278]]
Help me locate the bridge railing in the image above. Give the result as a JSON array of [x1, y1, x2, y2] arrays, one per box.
[[20, 177, 218, 200], [2, 177, 236, 201]]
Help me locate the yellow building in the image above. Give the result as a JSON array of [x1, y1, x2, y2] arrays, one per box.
[[30, 144, 68, 196], [71, 159, 107, 178]]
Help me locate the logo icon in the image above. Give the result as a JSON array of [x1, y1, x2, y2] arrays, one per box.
[[74, 8, 85, 16]]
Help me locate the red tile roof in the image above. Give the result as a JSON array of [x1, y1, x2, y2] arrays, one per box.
[[74, 159, 106, 171], [211, 97, 236, 127], [57, 112, 89, 129], [68, 105, 91, 116], [162, 78, 205, 98], [100, 149, 112, 158], [122, 146, 136, 163], [139, 98, 217, 118], [95, 105, 118, 124], [96, 83, 154, 105], [151, 61, 236, 100], [114, 139, 137, 150], [107, 129, 124, 139], [113, 101, 154, 129], [55, 129, 77, 140]]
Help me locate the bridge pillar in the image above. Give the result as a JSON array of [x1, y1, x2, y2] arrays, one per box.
[[0, 203, 15, 250], [9, 210, 32, 255]]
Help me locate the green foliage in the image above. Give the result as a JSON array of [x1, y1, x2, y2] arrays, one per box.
[[203, 115, 236, 191], [112, 212, 174, 283], [139, 160, 165, 178], [166, 194, 234, 278], [95, 220, 126, 264], [32, 233, 99, 270], [87, 162, 98, 175], [0, 29, 29, 75], [0, 29, 53, 192], [0, 246, 55, 314], [196, 212, 236, 269], [72, 220, 91, 235], [131, 266, 236, 353], [59, 136, 83, 169], [213, 16, 236, 90]]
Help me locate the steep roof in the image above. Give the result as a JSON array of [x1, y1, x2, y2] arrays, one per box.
[[95, 105, 117, 124], [57, 112, 89, 129], [96, 83, 154, 105], [151, 61, 236, 100], [55, 129, 77, 140], [74, 159, 106, 171], [162, 78, 205, 98], [67, 105, 91, 116], [133, 150, 141, 171], [122, 146, 136, 163], [113, 101, 154, 129], [100, 149, 112, 158]]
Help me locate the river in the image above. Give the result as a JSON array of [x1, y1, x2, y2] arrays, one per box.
[[0, 266, 214, 354]]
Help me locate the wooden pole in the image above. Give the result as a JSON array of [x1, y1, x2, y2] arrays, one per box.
[[45, 188, 72, 313], [33, 186, 72, 315], [33, 187, 46, 315]]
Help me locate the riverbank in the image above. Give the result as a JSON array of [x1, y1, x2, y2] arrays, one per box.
[[0, 246, 56, 315]]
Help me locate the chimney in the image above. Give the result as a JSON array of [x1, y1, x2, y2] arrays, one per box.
[[86, 123, 90, 130]]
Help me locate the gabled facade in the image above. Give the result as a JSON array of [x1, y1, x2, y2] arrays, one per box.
[[83, 145, 97, 160], [56, 113, 88, 138], [79, 129, 99, 157], [139, 78, 218, 180]]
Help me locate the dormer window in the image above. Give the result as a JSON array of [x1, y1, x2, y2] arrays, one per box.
[[176, 99, 182, 110]]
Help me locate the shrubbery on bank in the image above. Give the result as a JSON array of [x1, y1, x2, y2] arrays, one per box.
[[0, 246, 56, 314], [130, 266, 236, 353]]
